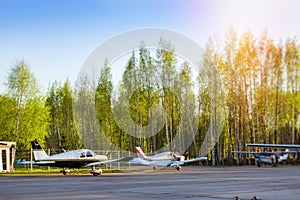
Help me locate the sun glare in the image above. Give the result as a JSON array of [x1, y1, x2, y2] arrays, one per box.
[[214, 0, 299, 39]]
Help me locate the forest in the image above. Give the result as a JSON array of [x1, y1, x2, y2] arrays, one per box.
[[0, 29, 299, 165]]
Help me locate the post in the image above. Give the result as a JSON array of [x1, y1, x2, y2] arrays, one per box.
[[6, 149, 10, 172], [30, 148, 33, 172], [11, 147, 16, 172], [117, 150, 120, 170], [0, 150, 3, 171], [128, 151, 131, 169], [109, 151, 112, 169], [48, 148, 51, 171]]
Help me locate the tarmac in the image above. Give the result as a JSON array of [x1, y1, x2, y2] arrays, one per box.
[[0, 166, 300, 200]]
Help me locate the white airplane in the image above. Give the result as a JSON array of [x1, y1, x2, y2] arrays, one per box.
[[129, 146, 207, 171], [233, 143, 300, 167], [19, 140, 127, 176]]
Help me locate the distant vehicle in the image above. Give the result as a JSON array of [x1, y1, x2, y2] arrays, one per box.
[[129, 146, 207, 171], [233, 143, 300, 167], [19, 140, 127, 176]]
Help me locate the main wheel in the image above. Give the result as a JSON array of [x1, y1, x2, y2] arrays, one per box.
[[175, 166, 182, 171]]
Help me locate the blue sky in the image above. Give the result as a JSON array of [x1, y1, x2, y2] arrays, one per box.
[[1, 0, 300, 93]]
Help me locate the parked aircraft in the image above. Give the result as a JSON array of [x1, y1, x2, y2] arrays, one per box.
[[129, 146, 207, 171], [19, 140, 127, 176], [233, 143, 300, 167]]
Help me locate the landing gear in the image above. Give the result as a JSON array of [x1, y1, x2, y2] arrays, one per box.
[[256, 161, 261, 167], [271, 155, 279, 167], [175, 166, 182, 171], [90, 166, 103, 176], [60, 168, 71, 175]]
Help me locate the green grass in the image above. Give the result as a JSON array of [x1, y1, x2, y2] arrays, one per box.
[[0, 167, 61, 176], [0, 166, 142, 176]]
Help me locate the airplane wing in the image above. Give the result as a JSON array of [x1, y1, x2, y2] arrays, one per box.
[[232, 151, 272, 155], [232, 151, 297, 155], [84, 157, 133, 167], [182, 157, 207, 163], [232, 151, 258, 154], [170, 157, 207, 167], [246, 143, 300, 149]]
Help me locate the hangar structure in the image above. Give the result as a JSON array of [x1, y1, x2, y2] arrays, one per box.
[[0, 141, 16, 172]]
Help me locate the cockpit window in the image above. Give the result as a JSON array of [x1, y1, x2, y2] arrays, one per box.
[[86, 151, 94, 157], [80, 152, 85, 158]]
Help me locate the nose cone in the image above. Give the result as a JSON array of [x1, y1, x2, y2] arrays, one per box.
[[180, 156, 185, 161]]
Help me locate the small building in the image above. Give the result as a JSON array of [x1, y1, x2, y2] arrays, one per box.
[[0, 141, 16, 172]]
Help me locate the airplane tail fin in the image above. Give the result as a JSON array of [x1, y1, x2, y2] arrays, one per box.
[[135, 146, 148, 160], [282, 149, 289, 160], [31, 140, 48, 161]]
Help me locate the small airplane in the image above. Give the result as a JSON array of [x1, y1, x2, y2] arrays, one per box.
[[129, 146, 207, 171], [233, 143, 300, 167], [19, 140, 128, 176]]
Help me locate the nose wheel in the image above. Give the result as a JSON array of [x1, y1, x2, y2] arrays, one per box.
[[60, 168, 71, 175], [90, 166, 103, 176], [175, 166, 182, 171]]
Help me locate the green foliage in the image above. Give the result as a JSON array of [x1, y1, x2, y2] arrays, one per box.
[[1, 60, 49, 151], [46, 80, 83, 151], [0, 95, 16, 141]]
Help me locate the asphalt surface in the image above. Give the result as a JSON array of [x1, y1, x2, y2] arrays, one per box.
[[0, 166, 300, 200]]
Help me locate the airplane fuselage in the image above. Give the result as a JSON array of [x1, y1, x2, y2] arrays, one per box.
[[35, 149, 108, 168], [254, 153, 288, 167]]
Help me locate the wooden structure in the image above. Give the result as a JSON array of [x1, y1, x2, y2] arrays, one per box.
[[0, 141, 16, 172]]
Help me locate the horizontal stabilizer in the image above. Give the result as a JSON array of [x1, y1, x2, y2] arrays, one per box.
[[17, 159, 55, 166]]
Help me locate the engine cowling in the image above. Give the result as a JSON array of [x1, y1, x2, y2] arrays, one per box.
[[180, 156, 185, 161]]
